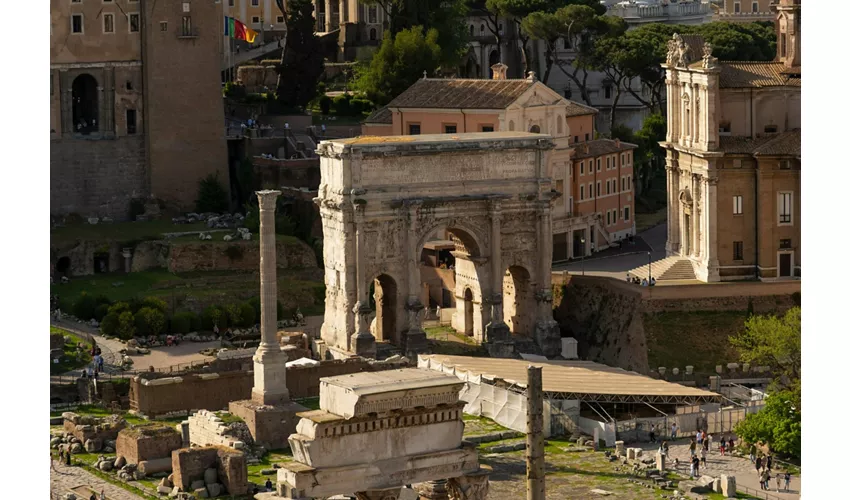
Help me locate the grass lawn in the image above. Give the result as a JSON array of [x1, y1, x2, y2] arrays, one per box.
[[643, 311, 746, 372], [635, 207, 667, 234], [425, 326, 488, 357], [51, 269, 326, 316], [51, 326, 93, 375], [295, 397, 320, 411], [247, 449, 294, 486], [51, 220, 209, 244]]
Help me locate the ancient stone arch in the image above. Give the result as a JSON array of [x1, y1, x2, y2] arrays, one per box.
[[72, 73, 99, 134], [316, 133, 562, 359]]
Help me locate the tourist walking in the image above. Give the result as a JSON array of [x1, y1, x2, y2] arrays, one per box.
[[265, 479, 274, 491], [65, 451, 71, 466], [689, 437, 697, 457], [720, 436, 726, 456], [749, 444, 756, 463], [784, 472, 791, 492], [100, 489, 105, 500], [706, 433, 713, 451], [775, 473, 782, 491], [671, 422, 678, 440], [436, 305, 442, 322], [728, 436, 735, 452], [765, 453, 773, 471], [90, 493, 97, 500], [692, 455, 700, 477], [696, 429, 704, 446], [700, 447, 707, 468], [760, 470, 771, 490], [689, 456, 696, 478], [755, 455, 762, 473], [649, 424, 656, 443]]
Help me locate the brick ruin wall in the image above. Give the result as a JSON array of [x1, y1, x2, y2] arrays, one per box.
[[171, 446, 248, 496], [188, 410, 245, 448], [116, 425, 183, 464], [51, 136, 148, 221], [131, 357, 411, 416], [553, 274, 801, 374]]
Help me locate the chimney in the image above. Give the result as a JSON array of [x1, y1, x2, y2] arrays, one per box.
[[615, 138, 621, 149], [491, 63, 508, 80]]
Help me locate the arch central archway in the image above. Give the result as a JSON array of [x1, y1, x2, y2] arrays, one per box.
[[72, 74, 99, 135], [503, 265, 535, 337]]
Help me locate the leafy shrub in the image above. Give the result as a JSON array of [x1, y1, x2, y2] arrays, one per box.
[[108, 302, 131, 316], [72, 293, 98, 321], [117, 311, 136, 340], [349, 98, 374, 115], [237, 302, 256, 328], [201, 306, 229, 332], [318, 95, 331, 115], [332, 94, 352, 115], [316, 82, 327, 95], [195, 173, 229, 214], [170, 311, 199, 334], [223, 303, 242, 327], [100, 313, 119, 337], [94, 303, 111, 322], [135, 307, 166, 336], [224, 82, 247, 99], [139, 296, 168, 314]]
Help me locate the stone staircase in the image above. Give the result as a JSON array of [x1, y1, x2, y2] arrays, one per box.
[[629, 256, 696, 281]]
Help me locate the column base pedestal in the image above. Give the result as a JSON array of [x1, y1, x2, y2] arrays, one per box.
[[484, 321, 511, 343], [402, 329, 429, 359], [351, 332, 377, 360], [534, 320, 561, 358], [483, 340, 515, 359], [228, 399, 307, 450]]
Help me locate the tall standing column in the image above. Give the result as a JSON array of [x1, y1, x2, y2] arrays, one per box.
[[404, 202, 427, 355], [485, 201, 510, 343], [252, 190, 290, 406], [534, 205, 560, 357], [705, 174, 720, 281], [351, 209, 377, 358], [325, 0, 333, 30], [526, 366, 545, 500]]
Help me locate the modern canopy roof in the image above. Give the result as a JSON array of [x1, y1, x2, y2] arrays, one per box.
[[419, 354, 721, 405]]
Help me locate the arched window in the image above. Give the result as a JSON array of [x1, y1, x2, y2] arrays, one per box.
[[480, 24, 485, 35], [529, 124, 541, 133], [469, 25, 475, 37], [509, 120, 515, 131], [557, 116, 563, 135], [72, 73, 99, 135], [369, 28, 376, 41]]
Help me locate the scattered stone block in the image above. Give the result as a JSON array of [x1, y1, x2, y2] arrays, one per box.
[[204, 467, 218, 485], [157, 484, 173, 495], [139, 457, 173, 475], [193, 487, 209, 498], [191, 479, 206, 491], [114, 456, 127, 468], [615, 441, 625, 456], [206, 483, 222, 497], [721, 475, 736, 497], [118, 424, 183, 465]]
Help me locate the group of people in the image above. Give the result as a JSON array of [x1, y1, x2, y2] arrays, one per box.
[[625, 273, 656, 286]]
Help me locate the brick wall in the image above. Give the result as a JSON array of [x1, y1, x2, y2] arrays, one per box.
[[50, 135, 147, 220], [143, 0, 229, 211], [116, 425, 183, 464], [167, 238, 317, 273], [172, 446, 249, 496], [131, 358, 411, 416]]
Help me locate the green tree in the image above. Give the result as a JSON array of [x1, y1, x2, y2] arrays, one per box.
[[276, 0, 324, 109], [730, 307, 801, 389], [135, 307, 166, 337], [735, 383, 801, 459], [100, 313, 120, 337], [633, 112, 667, 196], [356, 26, 442, 105], [195, 173, 229, 214]]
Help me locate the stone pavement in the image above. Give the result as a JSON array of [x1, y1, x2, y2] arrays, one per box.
[[50, 463, 144, 500], [635, 441, 800, 499], [554, 223, 668, 281]]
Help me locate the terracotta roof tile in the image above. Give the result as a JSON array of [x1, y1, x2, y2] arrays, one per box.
[[363, 106, 392, 124], [718, 130, 800, 156], [564, 100, 599, 117], [719, 62, 801, 88], [571, 139, 638, 160], [387, 78, 534, 109]]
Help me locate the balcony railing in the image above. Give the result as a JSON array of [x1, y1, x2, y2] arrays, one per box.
[[608, 1, 712, 20]]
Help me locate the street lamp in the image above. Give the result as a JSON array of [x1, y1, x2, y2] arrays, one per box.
[[580, 236, 586, 276]]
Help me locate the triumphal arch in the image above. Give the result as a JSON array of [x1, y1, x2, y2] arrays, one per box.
[[315, 132, 561, 359]]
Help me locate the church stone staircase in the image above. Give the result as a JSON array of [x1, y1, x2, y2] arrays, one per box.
[[629, 256, 697, 281]]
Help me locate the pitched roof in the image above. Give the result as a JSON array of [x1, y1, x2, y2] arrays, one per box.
[[564, 100, 599, 117], [718, 130, 801, 156], [387, 78, 534, 109], [571, 139, 638, 160], [363, 106, 392, 124], [719, 61, 801, 88]]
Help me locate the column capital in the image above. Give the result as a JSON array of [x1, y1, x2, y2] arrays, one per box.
[[256, 189, 282, 209]]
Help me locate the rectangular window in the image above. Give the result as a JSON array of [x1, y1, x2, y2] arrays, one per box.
[[444, 124, 457, 134], [277, 16, 284, 23], [779, 239, 792, 249], [409, 123, 420, 135], [481, 125, 494, 132], [733, 195, 743, 215], [252, 16, 260, 24], [181, 16, 193, 36], [779, 160, 791, 170], [103, 13, 114, 33], [580, 162, 584, 176], [606, 157, 610, 170], [779, 192, 793, 224], [627, 176, 631, 191], [129, 13, 140, 32], [624, 206, 630, 221], [596, 181, 601, 197], [252, 0, 259, 5], [589, 184, 593, 198], [752, 2, 759, 12], [369, 6, 378, 24], [596, 159, 601, 172], [72, 0, 81, 3], [72, 14, 83, 34], [160, 21, 168, 31], [621, 177, 625, 191], [574, 135, 579, 144], [613, 209, 617, 223], [607, 211, 611, 225], [604, 85, 612, 99], [734, 2, 741, 13], [733, 241, 744, 261], [126, 109, 137, 135], [580, 185, 584, 201], [585, 133, 589, 141]]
